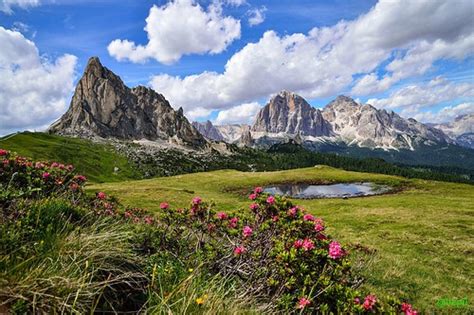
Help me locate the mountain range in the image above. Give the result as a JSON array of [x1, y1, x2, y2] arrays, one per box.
[[49, 57, 473, 170], [194, 91, 470, 151]]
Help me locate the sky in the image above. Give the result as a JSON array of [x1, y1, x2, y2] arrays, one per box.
[[0, 0, 473, 135]]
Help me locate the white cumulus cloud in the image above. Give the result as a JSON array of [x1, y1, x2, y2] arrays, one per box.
[[367, 77, 474, 110], [108, 0, 241, 64], [247, 6, 266, 26], [150, 0, 474, 120], [0, 0, 40, 14], [0, 27, 77, 135], [412, 102, 474, 123], [214, 102, 261, 125]]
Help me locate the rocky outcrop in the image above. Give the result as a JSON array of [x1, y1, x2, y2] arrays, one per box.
[[215, 124, 249, 143], [237, 125, 254, 147], [252, 90, 332, 137], [192, 121, 224, 141], [322, 95, 450, 150], [49, 57, 206, 148], [430, 114, 474, 149]]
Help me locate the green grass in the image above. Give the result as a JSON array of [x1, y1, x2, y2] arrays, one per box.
[[0, 132, 138, 182], [90, 166, 474, 313]]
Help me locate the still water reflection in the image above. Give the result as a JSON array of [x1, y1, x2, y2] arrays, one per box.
[[263, 183, 390, 199]]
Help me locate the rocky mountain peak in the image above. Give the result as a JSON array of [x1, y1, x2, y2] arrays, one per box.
[[325, 95, 360, 111], [430, 113, 474, 149], [49, 57, 206, 148], [322, 95, 449, 149], [252, 90, 332, 137], [192, 120, 224, 141]]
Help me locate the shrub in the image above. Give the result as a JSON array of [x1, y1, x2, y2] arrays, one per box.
[[152, 188, 418, 314], [0, 149, 418, 314]]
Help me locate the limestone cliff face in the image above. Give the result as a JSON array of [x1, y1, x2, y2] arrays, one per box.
[[192, 120, 224, 141], [49, 57, 206, 148], [249, 91, 450, 150], [252, 90, 332, 137], [322, 96, 450, 149]]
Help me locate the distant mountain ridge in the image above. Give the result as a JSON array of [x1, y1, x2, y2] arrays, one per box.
[[429, 114, 474, 149], [49, 57, 206, 149], [196, 91, 451, 151]]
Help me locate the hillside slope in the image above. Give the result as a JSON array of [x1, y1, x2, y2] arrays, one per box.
[[0, 132, 138, 182], [89, 167, 474, 313]]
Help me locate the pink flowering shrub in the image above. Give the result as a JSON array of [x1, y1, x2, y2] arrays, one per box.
[[0, 149, 85, 205], [0, 149, 417, 313], [151, 188, 416, 314]]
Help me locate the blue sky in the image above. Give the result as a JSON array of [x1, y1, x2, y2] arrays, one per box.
[[0, 0, 473, 135]]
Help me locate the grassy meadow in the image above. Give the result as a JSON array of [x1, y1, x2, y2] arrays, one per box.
[[0, 132, 138, 182], [90, 166, 474, 313]]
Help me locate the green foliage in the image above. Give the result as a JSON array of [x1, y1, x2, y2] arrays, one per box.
[[2, 132, 472, 184], [0, 151, 420, 313], [0, 132, 139, 182]]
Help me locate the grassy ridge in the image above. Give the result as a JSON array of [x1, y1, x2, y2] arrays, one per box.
[[0, 132, 138, 182], [90, 167, 474, 313]]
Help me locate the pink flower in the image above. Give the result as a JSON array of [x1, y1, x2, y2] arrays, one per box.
[[243, 226, 253, 238], [234, 246, 246, 255], [51, 162, 59, 168], [314, 218, 325, 232], [249, 203, 259, 212], [160, 202, 169, 209], [401, 303, 418, 315], [42, 172, 50, 180], [66, 164, 74, 171], [192, 196, 202, 205], [2, 159, 9, 167], [97, 192, 106, 200], [354, 297, 360, 304], [124, 211, 132, 218], [69, 183, 79, 191], [216, 212, 228, 220], [248, 193, 257, 200], [254, 187, 263, 194], [35, 162, 44, 169], [287, 207, 298, 217], [328, 241, 344, 259], [272, 215, 279, 222], [75, 175, 87, 182], [266, 195, 275, 205], [297, 297, 311, 309], [303, 214, 315, 221], [302, 238, 315, 251], [0, 149, 8, 156], [207, 223, 216, 233], [293, 239, 304, 249], [144, 216, 154, 225], [228, 217, 238, 228], [362, 294, 377, 311]]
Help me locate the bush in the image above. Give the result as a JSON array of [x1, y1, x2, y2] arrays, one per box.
[[146, 191, 418, 314], [0, 149, 418, 314]]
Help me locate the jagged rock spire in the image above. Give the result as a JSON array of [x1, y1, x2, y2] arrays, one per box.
[[251, 90, 332, 137], [49, 57, 206, 148]]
